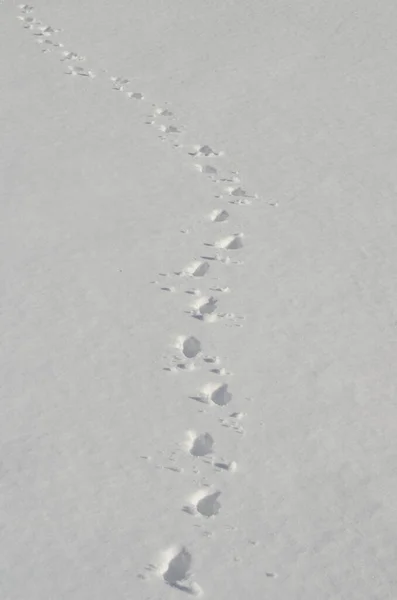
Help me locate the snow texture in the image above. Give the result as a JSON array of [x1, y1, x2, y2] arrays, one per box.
[[1, 1, 397, 599]]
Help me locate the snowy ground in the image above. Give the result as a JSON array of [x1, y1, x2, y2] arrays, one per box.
[[1, 1, 397, 598]]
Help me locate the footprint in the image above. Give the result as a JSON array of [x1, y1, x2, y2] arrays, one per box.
[[209, 209, 229, 223], [158, 125, 181, 134], [203, 355, 220, 364], [210, 286, 231, 293], [160, 547, 202, 594], [189, 145, 223, 157], [60, 51, 84, 61], [196, 491, 222, 517], [176, 362, 196, 372], [185, 490, 222, 517], [163, 547, 191, 585], [111, 76, 130, 90], [225, 185, 251, 197], [188, 432, 214, 457], [181, 261, 210, 278], [36, 38, 58, 50], [191, 296, 218, 316], [177, 336, 202, 359], [219, 414, 245, 434], [66, 65, 95, 77], [127, 92, 144, 100], [215, 234, 244, 250], [229, 197, 252, 206], [195, 164, 218, 177], [17, 15, 39, 27], [221, 172, 241, 184], [210, 367, 230, 376], [17, 14, 35, 21], [214, 460, 237, 472], [19, 4, 34, 13], [200, 383, 232, 406], [153, 107, 174, 117], [35, 25, 60, 35]]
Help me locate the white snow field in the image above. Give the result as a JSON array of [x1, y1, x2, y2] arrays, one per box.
[[1, 1, 397, 598]]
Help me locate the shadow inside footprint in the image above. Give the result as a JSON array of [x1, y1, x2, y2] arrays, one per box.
[[163, 547, 192, 589], [189, 432, 214, 456], [181, 336, 201, 359], [196, 491, 221, 517]]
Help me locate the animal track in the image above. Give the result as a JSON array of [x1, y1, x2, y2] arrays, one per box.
[[229, 197, 253, 206], [36, 38, 62, 51], [196, 491, 221, 517], [214, 460, 237, 472], [209, 209, 229, 222], [191, 296, 218, 318], [158, 124, 181, 134], [127, 92, 144, 100], [210, 286, 231, 293], [203, 356, 220, 365], [180, 260, 210, 277], [60, 50, 83, 61], [226, 185, 254, 198], [111, 76, 130, 90], [184, 490, 222, 517], [189, 145, 223, 158], [17, 14, 38, 27], [19, 4, 34, 13], [66, 65, 95, 77], [210, 367, 230, 375], [178, 336, 202, 359], [163, 547, 191, 585], [215, 234, 244, 250], [199, 383, 233, 406], [16, 6, 253, 588], [35, 24, 60, 35], [188, 432, 214, 457], [195, 164, 218, 177], [160, 547, 202, 594], [153, 107, 174, 117]]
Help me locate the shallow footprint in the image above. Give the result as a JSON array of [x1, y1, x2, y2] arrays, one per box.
[[19, 4, 34, 13], [60, 50, 84, 61], [66, 65, 94, 77], [153, 107, 174, 117], [127, 91, 144, 100], [35, 25, 61, 35], [110, 76, 130, 92], [158, 124, 181, 134], [189, 145, 223, 157], [195, 164, 218, 177], [180, 260, 210, 278], [215, 234, 244, 250], [209, 209, 229, 223], [214, 460, 237, 472], [225, 185, 252, 197]]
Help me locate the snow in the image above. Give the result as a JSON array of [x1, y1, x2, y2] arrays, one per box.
[[1, 1, 397, 598]]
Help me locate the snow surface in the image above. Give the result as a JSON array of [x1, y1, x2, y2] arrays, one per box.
[[1, 1, 397, 598]]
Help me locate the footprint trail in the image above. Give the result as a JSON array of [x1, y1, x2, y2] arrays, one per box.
[[14, 4, 272, 593]]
